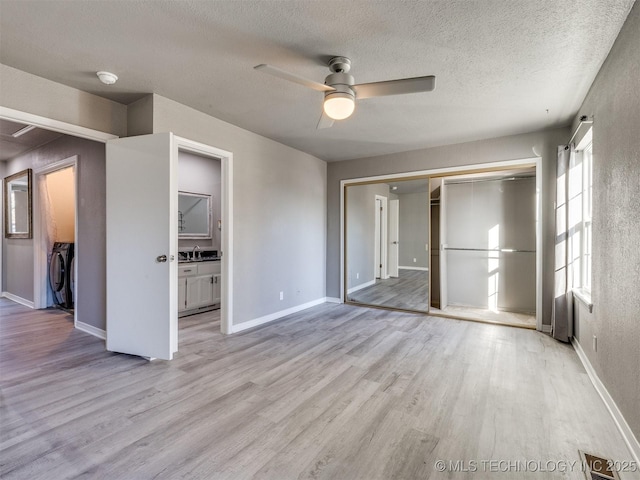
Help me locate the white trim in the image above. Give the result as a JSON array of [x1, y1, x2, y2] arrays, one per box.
[[573, 288, 593, 313], [341, 158, 538, 186], [325, 297, 342, 304], [340, 182, 345, 303], [174, 136, 234, 335], [373, 195, 389, 280], [2, 292, 35, 308], [571, 337, 640, 465], [76, 321, 106, 340], [534, 156, 543, 331], [541, 324, 552, 334], [229, 297, 327, 334], [0, 107, 117, 143], [398, 266, 429, 271], [347, 279, 376, 294], [33, 156, 78, 332]]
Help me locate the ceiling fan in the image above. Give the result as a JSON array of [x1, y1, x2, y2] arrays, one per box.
[[254, 56, 436, 129]]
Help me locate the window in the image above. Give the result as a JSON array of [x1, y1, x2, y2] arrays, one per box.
[[581, 142, 592, 291], [573, 128, 593, 296]]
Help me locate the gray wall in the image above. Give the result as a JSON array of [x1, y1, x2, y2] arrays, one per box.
[[327, 127, 568, 325], [177, 150, 221, 251], [571, 2, 640, 441], [346, 183, 390, 291], [397, 191, 429, 268], [444, 177, 536, 313], [2, 135, 106, 330], [150, 94, 327, 326], [0, 64, 126, 137]]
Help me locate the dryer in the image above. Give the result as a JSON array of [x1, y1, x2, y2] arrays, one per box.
[[49, 242, 74, 310]]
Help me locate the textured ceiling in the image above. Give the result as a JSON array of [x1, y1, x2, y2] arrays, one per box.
[[0, 0, 634, 161]]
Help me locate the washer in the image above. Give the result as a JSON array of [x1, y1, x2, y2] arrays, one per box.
[[49, 242, 74, 310]]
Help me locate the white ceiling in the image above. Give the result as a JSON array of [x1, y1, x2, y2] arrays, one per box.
[[0, 0, 634, 161]]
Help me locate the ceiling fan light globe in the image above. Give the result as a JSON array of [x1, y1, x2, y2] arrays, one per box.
[[323, 93, 355, 120]]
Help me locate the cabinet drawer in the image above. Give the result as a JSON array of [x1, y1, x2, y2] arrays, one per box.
[[178, 265, 197, 277], [197, 262, 221, 275]]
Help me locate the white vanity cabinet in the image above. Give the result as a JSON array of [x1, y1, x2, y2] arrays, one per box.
[[178, 262, 221, 316]]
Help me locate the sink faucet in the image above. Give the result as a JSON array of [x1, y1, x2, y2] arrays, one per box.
[[192, 245, 201, 261]]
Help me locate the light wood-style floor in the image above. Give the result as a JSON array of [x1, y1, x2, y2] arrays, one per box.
[[349, 270, 536, 329], [431, 305, 537, 329], [349, 270, 430, 311], [1, 298, 635, 479]]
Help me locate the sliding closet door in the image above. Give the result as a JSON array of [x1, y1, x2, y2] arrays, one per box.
[[106, 133, 178, 360]]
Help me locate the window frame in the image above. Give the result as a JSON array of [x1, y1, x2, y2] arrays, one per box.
[[573, 128, 593, 309]]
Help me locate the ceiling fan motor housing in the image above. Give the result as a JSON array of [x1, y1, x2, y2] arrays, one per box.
[[324, 72, 355, 100]]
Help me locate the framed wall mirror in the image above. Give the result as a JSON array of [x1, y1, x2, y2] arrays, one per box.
[[4, 168, 33, 239], [178, 191, 212, 239]]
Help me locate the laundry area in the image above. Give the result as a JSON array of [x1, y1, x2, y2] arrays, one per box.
[[42, 166, 76, 311]]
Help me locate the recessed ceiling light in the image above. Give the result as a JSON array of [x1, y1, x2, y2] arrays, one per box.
[[97, 71, 118, 85], [11, 125, 37, 138]]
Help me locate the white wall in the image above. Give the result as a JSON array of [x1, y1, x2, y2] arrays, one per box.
[[150, 94, 327, 327]]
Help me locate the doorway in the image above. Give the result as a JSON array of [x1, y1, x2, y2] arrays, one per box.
[[36, 163, 77, 312], [373, 195, 388, 280]]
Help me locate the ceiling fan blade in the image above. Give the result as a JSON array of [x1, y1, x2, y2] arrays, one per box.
[[254, 64, 335, 92], [316, 109, 334, 129], [353, 75, 436, 99]]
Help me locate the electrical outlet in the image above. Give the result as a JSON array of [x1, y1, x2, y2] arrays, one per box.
[[425, 243, 429, 251], [279, 291, 284, 300], [356, 273, 359, 279], [593, 335, 597, 352], [413, 258, 417, 263]]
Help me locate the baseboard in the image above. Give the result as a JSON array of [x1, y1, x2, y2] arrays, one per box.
[[1, 291, 35, 308], [76, 321, 107, 340], [571, 337, 640, 465], [541, 324, 552, 333], [325, 297, 342, 304], [398, 266, 429, 271], [230, 297, 327, 334], [347, 279, 376, 294]]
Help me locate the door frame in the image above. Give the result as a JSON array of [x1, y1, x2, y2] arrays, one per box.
[[174, 136, 234, 335], [340, 156, 543, 331], [373, 194, 388, 280], [33, 157, 78, 322], [388, 198, 399, 278]]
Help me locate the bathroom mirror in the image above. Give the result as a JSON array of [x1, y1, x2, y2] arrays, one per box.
[[4, 168, 33, 239], [178, 191, 212, 239]]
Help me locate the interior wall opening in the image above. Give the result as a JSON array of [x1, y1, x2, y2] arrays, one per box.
[[176, 148, 223, 339]]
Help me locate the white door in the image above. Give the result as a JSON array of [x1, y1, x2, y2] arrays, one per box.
[[388, 199, 399, 277], [106, 133, 178, 360]]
